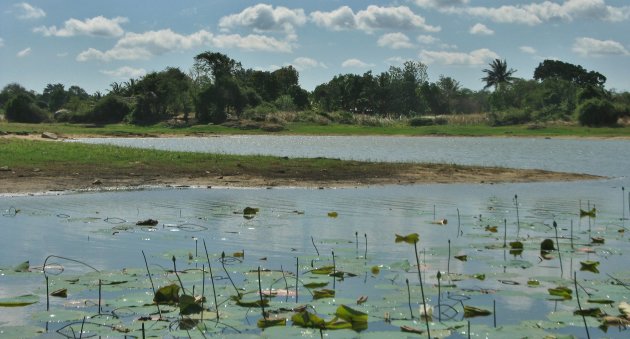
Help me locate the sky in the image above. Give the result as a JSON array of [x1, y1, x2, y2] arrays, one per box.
[[1, 0, 629, 95]]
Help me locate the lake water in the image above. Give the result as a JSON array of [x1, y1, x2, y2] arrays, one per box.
[[2, 136, 630, 338]]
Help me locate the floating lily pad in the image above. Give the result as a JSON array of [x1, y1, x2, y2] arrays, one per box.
[[463, 305, 492, 318], [0, 294, 38, 307], [394, 233, 419, 244]]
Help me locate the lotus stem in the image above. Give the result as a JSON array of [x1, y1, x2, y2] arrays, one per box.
[[171, 256, 185, 292], [141, 250, 161, 316], [457, 208, 461, 237], [574, 271, 591, 339], [202, 240, 219, 320], [467, 320, 471, 339], [406, 278, 413, 319], [142, 322, 146, 339], [258, 266, 266, 320], [437, 271, 441, 322], [295, 257, 299, 303], [98, 279, 102, 315], [201, 264, 205, 322], [554, 221, 563, 277], [493, 299, 496, 327], [46, 276, 49, 311], [355, 232, 358, 256], [515, 194, 520, 239], [413, 241, 431, 338], [364, 233, 368, 260], [503, 219, 507, 248], [79, 316, 85, 339], [221, 251, 240, 298], [311, 236, 320, 256], [433, 204, 436, 221], [447, 239, 451, 275]]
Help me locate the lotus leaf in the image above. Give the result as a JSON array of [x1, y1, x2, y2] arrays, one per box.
[[463, 305, 492, 318], [0, 294, 38, 307], [394, 233, 419, 244], [153, 284, 179, 304]]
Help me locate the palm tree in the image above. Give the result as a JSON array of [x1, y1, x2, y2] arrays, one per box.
[[482, 59, 517, 90]]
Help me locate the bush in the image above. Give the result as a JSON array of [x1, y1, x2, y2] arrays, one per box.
[[5, 93, 49, 123], [488, 109, 532, 126], [577, 99, 617, 126], [86, 96, 130, 124], [408, 116, 445, 127]]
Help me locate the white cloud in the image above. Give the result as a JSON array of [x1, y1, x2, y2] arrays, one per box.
[[385, 56, 411, 65], [219, 4, 306, 34], [415, 0, 469, 8], [377, 32, 414, 49], [77, 29, 214, 61], [572, 37, 629, 57], [469, 23, 494, 35], [419, 48, 499, 65], [212, 33, 294, 53], [77, 29, 295, 62], [101, 66, 147, 78], [520, 46, 537, 54], [417, 34, 439, 44], [14, 3, 45, 20], [341, 58, 374, 68], [17, 47, 32, 57], [460, 0, 630, 25], [34, 16, 128, 38], [312, 5, 440, 33], [290, 57, 326, 71]]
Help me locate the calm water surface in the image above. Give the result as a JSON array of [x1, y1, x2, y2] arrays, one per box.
[[1, 136, 629, 337]]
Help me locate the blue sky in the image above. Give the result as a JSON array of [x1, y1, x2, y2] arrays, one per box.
[[1, 0, 629, 94]]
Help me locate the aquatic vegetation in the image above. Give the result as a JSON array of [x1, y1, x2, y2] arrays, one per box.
[[1, 188, 630, 338]]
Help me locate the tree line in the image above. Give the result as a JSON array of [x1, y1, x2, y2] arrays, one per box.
[[1, 51, 628, 127]]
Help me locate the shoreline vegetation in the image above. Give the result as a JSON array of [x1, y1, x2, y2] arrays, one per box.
[[0, 128, 604, 195]]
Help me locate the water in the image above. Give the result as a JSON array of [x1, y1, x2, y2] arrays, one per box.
[[2, 136, 630, 337], [75, 135, 630, 176]]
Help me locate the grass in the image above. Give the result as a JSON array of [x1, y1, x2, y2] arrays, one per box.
[[2, 121, 630, 138], [0, 138, 417, 182]]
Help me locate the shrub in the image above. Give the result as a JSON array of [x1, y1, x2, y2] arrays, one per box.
[[87, 96, 130, 124], [5, 93, 49, 123], [408, 116, 435, 126], [577, 98, 617, 126], [488, 109, 532, 126]]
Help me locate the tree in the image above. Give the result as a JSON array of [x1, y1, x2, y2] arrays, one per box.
[[533, 59, 606, 88], [482, 59, 517, 90], [42, 83, 67, 111], [5, 93, 48, 123], [577, 98, 617, 126]]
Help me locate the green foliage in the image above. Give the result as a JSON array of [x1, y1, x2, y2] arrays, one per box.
[[534, 59, 606, 87], [482, 59, 517, 90], [488, 108, 532, 126], [87, 95, 130, 124], [5, 93, 49, 123], [408, 116, 447, 127], [577, 98, 618, 126]]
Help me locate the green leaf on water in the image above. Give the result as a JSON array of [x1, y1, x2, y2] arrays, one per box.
[[527, 279, 540, 287], [50, 288, 67, 298], [395, 233, 419, 244], [580, 208, 596, 218], [463, 305, 492, 318], [257, 317, 287, 328], [573, 307, 604, 318], [580, 260, 600, 273], [303, 282, 329, 289], [540, 239, 555, 251], [243, 207, 259, 215], [232, 295, 269, 308], [587, 299, 614, 305], [313, 289, 335, 300], [154, 283, 179, 305], [291, 310, 325, 328], [335, 304, 368, 324], [327, 211, 338, 218], [13, 260, 29, 272], [509, 241, 524, 249], [179, 294, 203, 315], [311, 266, 334, 275], [454, 255, 468, 261], [0, 294, 38, 307], [371, 266, 380, 275], [548, 286, 572, 300]]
